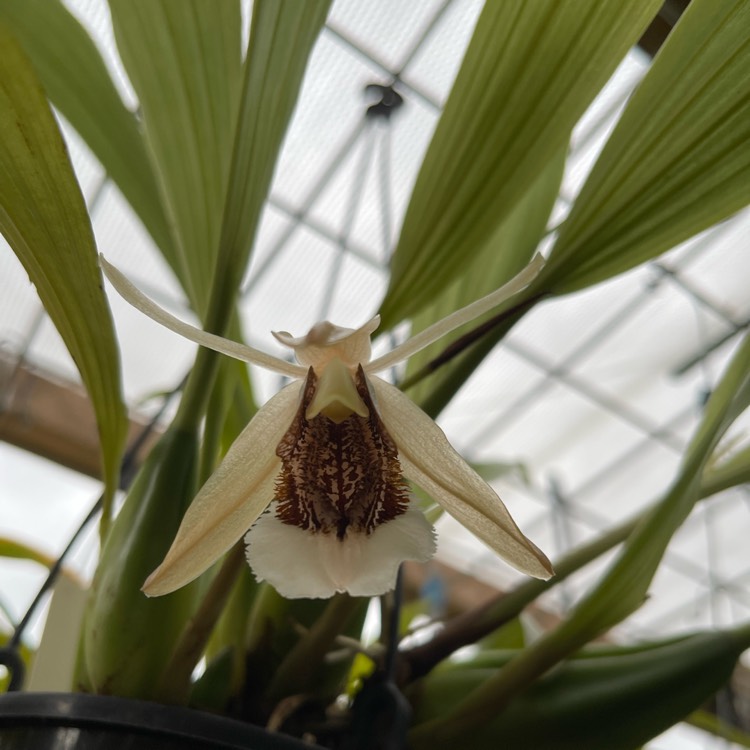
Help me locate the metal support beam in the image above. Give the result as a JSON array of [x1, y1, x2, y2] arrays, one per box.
[[0, 352, 159, 486]]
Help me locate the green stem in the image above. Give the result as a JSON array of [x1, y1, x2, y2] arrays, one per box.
[[401, 516, 630, 682], [156, 542, 246, 704], [172, 249, 241, 432], [408, 614, 597, 748], [410, 429, 750, 743], [172, 344, 223, 432], [701, 443, 750, 497], [265, 594, 361, 702], [687, 710, 750, 749], [731, 620, 750, 650], [198, 369, 230, 485], [402, 453, 750, 683], [399, 295, 543, 396]]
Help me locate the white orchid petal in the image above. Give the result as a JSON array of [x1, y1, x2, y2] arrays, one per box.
[[245, 500, 435, 599], [100, 256, 306, 378], [371, 377, 553, 580], [367, 254, 544, 374], [273, 315, 380, 370], [143, 382, 301, 596]]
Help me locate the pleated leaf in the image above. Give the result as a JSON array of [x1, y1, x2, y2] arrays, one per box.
[[212, 0, 332, 302], [0, 26, 127, 514], [108, 0, 243, 318], [542, 0, 750, 293], [0, 0, 181, 285], [379, 0, 662, 327]]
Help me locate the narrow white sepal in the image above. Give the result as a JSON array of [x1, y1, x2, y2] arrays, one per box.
[[370, 377, 553, 580], [367, 253, 545, 374], [143, 382, 301, 597], [245, 501, 436, 599], [100, 255, 306, 378]]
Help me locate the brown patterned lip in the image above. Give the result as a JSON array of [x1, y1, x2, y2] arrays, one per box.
[[275, 366, 408, 540]]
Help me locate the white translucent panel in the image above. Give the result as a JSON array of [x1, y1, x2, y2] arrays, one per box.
[[105, 284, 197, 403], [678, 211, 750, 320], [0, 244, 43, 353], [403, 0, 483, 107], [574, 436, 683, 514], [542, 414, 661, 503], [241, 223, 339, 346], [571, 280, 721, 383], [0, 444, 100, 642], [304, 125, 385, 264], [505, 264, 654, 368], [322, 254, 389, 326], [93, 183, 184, 302], [303, 94, 439, 268], [567, 298, 730, 436], [329, 0, 444, 71], [271, 34, 385, 202], [433, 351, 548, 455], [582, 365, 708, 436], [487, 381, 665, 507]]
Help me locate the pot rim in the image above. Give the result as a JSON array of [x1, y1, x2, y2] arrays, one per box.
[[0, 692, 324, 750]]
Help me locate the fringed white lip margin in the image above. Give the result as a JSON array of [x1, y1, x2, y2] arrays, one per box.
[[100, 254, 553, 599]]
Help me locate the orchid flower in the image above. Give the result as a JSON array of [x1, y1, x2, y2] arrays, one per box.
[[100, 256, 553, 599]]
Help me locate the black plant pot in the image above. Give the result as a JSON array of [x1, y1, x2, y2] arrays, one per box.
[[0, 692, 324, 750]]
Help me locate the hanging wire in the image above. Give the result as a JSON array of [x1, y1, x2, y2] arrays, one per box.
[[315, 120, 376, 322]]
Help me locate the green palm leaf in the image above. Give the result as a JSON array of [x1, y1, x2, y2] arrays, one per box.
[[0, 25, 127, 521], [0, 0, 182, 287], [542, 0, 750, 292], [108, 0, 244, 318], [379, 0, 662, 327]]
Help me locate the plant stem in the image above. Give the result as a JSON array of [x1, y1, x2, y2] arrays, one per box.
[[172, 244, 242, 432], [401, 456, 750, 682], [687, 710, 750, 749], [399, 294, 544, 394], [157, 542, 246, 704], [265, 594, 361, 702], [401, 517, 628, 682], [407, 614, 598, 749]]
